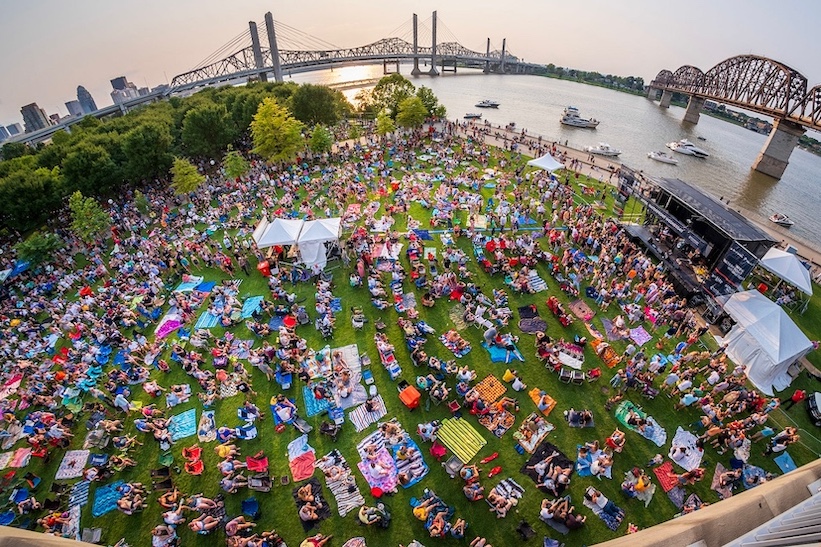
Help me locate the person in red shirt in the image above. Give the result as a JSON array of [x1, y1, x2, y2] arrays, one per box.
[[781, 389, 806, 410]]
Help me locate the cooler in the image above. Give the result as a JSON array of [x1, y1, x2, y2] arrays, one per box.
[[398, 383, 421, 410], [256, 261, 271, 277], [328, 407, 344, 426]]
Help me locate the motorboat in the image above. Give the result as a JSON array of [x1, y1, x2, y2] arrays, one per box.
[[475, 100, 500, 108], [647, 151, 679, 165], [464, 113, 482, 119], [584, 143, 621, 157], [666, 139, 709, 158], [560, 106, 599, 128], [769, 212, 794, 228]]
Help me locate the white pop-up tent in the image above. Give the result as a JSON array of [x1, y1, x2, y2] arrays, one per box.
[[527, 153, 564, 173], [253, 218, 305, 249], [722, 290, 813, 395], [296, 218, 341, 270], [758, 248, 813, 312]]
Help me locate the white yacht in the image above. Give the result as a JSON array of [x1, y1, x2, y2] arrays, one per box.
[[666, 139, 709, 158], [475, 100, 500, 108], [769, 213, 794, 228], [584, 143, 621, 157], [464, 113, 482, 119], [560, 106, 599, 128], [647, 151, 679, 165]]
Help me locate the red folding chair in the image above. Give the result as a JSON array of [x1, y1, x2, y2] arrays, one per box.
[[430, 441, 447, 462]]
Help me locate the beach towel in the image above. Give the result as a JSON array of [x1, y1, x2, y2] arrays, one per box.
[[436, 418, 486, 464], [194, 281, 216, 293], [268, 315, 285, 330], [527, 270, 548, 292], [481, 341, 524, 363], [288, 437, 317, 482], [292, 478, 331, 531], [479, 409, 516, 438], [448, 304, 469, 330], [440, 333, 471, 357], [412, 229, 433, 240], [330, 298, 342, 313], [355, 432, 399, 493], [0, 452, 12, 470], [315, 450, 365, 517], [240, 296, 264, 319], [10, 447, 31, 468], [348, 395, 388, 432], [624, 470, 656, 507], [56, 450, 90, 480], [229, 339, 254, 359], [774, 452, 796, 474], [615, 401, 667, 447], [302, 386, 332, 418], [602, 318, 629, 341], [169, 408, 197, 442], [155, 315, 182, 339], [583, 495, 623, 531], [66, 504, 81, 541], [528, 388, 556, 417], [652, 461, 678, 492], [288, 434, 315, 460], [566, 411, 595, 429], [585, 322, 604, 340], [521, 442, 574, 494], [742, 464, 768, 489], [513, 413, 555, 454], [91, 481, 124, 517], [487, 478, 525, 516], [194, 311, 220, 330], [568, 300, 595, 321], [666, 486, 686, 509], [474, 375, 507, 404], [710, 463, 734, 499], [69, 480, 91, 508], [197, 410, 216, 442], [670, 427, 704, 471], [174, 275, 204, 293], [629, 326, 653, 347]]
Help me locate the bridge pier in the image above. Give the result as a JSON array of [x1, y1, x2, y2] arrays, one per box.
[[500, 38, 507, 73], [659, 89, 673, 108], [484, 38, 491, 73], [411, 13, 422, 76], [428, 10, 439, 76], [646, 86, 658, 100], [264, 12, 283, 83], [683, 95, 705, 124], [383, 59, 400, 75], [249, 21, 267, 82], [752, 119, 805, 179], [440, 59, 457, 73]]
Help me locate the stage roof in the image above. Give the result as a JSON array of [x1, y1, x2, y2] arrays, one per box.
[[654, 178, 776, 244]]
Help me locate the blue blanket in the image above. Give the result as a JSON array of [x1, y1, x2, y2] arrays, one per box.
[[194, 281, 216, 292], [481, 342, 524, 363], [742, 464, 768, 489], [241, 296, 264, 319], [774, 452, 796, 474], [302, 386, 332, 417], [91, 481, 124, 518], [412, 229, 433, 240], [169, 408, 197, 442], [268, 316, 285, 330], [330, 298, 342, 313], [195, 311, 220, 330]]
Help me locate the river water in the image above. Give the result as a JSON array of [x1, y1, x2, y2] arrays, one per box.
[[291, 65, 821, 248]]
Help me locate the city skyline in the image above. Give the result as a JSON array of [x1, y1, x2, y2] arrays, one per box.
[[1, 0, 818, 127]]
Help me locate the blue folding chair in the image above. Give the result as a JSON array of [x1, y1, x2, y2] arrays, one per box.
[[241, 497, 260, 519]]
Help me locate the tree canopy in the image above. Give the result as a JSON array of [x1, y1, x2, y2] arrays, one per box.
[[181, 103, 236, 158], [396, 96, 429, 128], [223, 148, 250, 180], [290, 84, 351, 126], [170, 157, 205, 195], [309, 126, 334, 154], [14, 231, 63, 266], [368, 74, 416, 119], [68, 191, 110, 244], [375, 111, 396, 136], [251, 98, 304, 163]]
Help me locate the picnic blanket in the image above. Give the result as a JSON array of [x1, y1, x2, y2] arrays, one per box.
[[474, 375, 506, 404], [173, 275, 204, 293], [583, 495, 623, 531], [666, 486, 686, 509], [348, 395, 387, 432], [240, 296, 264, 319], [197, 410, 216, 442], [65, 504, 81, 541], [527, 270, 548, 292], [513, 413, 554, 453], [229, 339, 254, 359], [774, 452, 797, 474], [602, 318, 629, 341], [169, 408, 197, 442], [436, 418, 486, 464], [487, 478, 525, 516], [302, 386, 332, 417], [0, 452, 12, 470], [528, 388, 557, 417], [742, 464, 768, 489], [69, 480, 91, 508], [566, 410, 595, 428], [288, 435, 317, 482], [355, 432, 399, 493], [315, 450, 365, 517], [710, 463, 734, 500], [439, 332, 471, 357], [448, 304, 468, 330], [624, 470, 656, 507], [615, 401, 667, 447], [576, 449, 612, 478], [629, 326, 653, 347], [568, 300, 595, 321], [479, 409, 516, 438], [194, 311, 220, 329], [56, 450, 90, 480], [652, 461, 678, 492], [9, 447, 31, 468], [670, 427, 703, 471], [292, 478, 331, 531], [155, 314, 182, 339], [521, 442, 574, 494], [481, 341, 524, 363], [91, 480, 124, 517], [519, 317, 548, 334], [412, 229, 433, 240]]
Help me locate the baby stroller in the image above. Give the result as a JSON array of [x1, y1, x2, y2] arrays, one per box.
[[319, 420, 341, 442], [351, 307, 367, 330]]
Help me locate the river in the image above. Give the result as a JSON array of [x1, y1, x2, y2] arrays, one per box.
[[290, 65, 821, 249]]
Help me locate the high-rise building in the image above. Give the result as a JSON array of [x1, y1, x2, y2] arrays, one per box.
[[110, 76, 129, 91], [111, 87, 141, 105], [49, 113, 61, 125], [77, 85, 97, 114], [0, 126, 9, 141], [6, 124, 22, 136], [65, 100, 84, 117], [20, 103, 50, 132]]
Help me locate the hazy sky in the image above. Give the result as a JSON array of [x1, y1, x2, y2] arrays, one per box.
[[1, 0, 818, 127]]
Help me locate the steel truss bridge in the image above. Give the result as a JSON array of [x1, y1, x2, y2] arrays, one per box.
[[648, 55, 821, 178]]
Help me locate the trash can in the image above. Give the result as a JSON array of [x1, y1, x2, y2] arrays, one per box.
[[256, 261, 271, 277]]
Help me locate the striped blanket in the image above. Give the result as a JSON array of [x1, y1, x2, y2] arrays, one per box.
[[348, 395, 387, 432], [315, 450, 365, 517], [436, 418, 486, 463]]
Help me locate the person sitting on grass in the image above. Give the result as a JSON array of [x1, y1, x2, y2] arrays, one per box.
[[189, 514, 221, 534], [463, 481, 485, 501]]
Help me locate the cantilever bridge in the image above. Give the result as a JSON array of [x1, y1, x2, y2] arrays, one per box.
[[647, 55, 821, 178], [169, 11, 544, 92]]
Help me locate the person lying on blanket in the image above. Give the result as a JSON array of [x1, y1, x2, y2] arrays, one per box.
[[487, 489, 517, 518], [606, 429, 626, 452], [566, 408, 593, 427], [584, 487, 624, 522], [668, 467, 705, 486]]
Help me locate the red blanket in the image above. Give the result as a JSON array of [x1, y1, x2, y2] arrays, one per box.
[[289, 451, 316, 482], [653, 460, 678, 492]]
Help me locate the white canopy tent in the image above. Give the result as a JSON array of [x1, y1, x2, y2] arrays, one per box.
[[722, 290, 813, 395], [758, 247, 813, 300], [296, 218, 342, 271], [527, 153, 564, 173], [253, 218, 305, 249]]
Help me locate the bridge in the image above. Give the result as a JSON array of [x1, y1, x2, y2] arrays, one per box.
[[647, 55, 821, 178]]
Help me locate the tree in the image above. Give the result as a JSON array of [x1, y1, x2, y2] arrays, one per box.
[[396, 96, 429, 128], [223, 147, 250, 180], [370, 74, 415, 119], [308, 126, 334, 154], [290, 84, 344, 126], [14, 231, 63, 266], [61, 141, 119, 195], [181, 102, 235, 158], [250, 98, 304, 163], [0, 142, 30, 161], [415, 86, 446, 118], [0, 165, 63, 232], [375, 111, 396, 136], [170, 157, 205, 195], [134, 190, 151, 216], [122, 121, 173, 182], [68, 191, 110, 244]]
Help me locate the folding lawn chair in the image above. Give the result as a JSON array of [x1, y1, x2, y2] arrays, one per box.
[[249, 473, 272, 493], [558, 368, 572, 383], [516, 520, 536, 540], [442, 455, 464, 478], [242, 497, 260, 520], [571, 371, 585, 385]]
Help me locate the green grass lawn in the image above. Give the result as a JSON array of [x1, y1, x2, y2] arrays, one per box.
[[8, 140, 821, 547]]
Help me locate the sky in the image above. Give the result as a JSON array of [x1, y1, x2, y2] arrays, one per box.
[[1, 0, 819, 127]]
